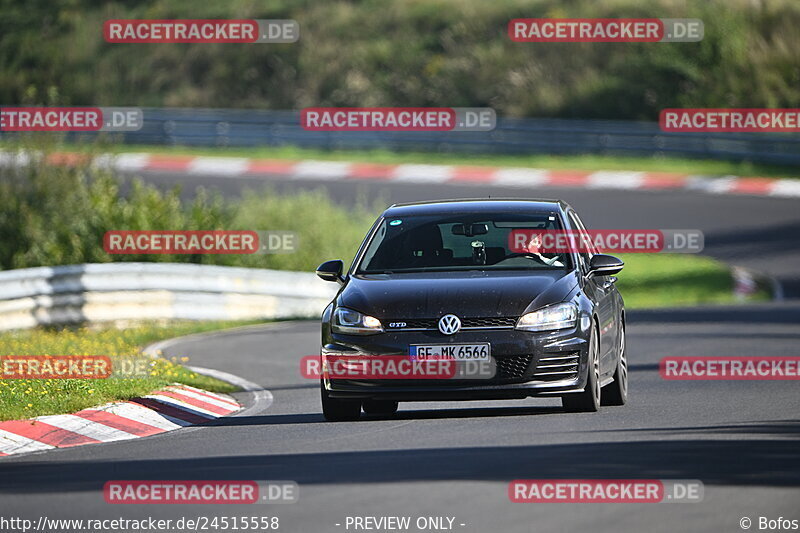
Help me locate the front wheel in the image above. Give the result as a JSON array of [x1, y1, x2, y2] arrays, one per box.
[[562, 323, 601, 413], [601, 320, 628, 406], [321, 380, 361, 421]]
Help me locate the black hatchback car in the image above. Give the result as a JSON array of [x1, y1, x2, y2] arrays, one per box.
[[316, 199, 627, 421]]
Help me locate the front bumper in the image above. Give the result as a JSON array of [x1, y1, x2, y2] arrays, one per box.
[[322, 323, 591, 401]]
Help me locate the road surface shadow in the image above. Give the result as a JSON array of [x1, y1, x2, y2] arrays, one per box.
[[592, 419, 800, 437], [629, 302, 800, 325], [208, 405, 564, 426], [261, 383, 318, 392], [1, 423, 799, 493]]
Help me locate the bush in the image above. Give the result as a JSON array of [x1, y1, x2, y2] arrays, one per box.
[[0, 0, 797, 119], [0, 138, 379, 271]]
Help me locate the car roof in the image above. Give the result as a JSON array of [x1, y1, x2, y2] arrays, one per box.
[[383, 198, 571, 217]]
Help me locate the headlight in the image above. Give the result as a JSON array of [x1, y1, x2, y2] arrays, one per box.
[[516, 303, 578, 332], [332, 307, 384, 335]]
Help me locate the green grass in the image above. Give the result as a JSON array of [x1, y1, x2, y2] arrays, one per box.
[[0, 138, 382, 272], [52, 142, 800, 179], [616, 254, 769, 308], [0, 320, 262, 421]]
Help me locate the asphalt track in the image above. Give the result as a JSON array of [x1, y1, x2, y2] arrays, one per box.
[[121, 169, 800, 297], [1, 169, 799, 533]]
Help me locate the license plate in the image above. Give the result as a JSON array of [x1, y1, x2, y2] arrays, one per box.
[[410, 343, 491, 361]]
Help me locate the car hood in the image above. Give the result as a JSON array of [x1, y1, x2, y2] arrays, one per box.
[[338, 270, 579, 319]]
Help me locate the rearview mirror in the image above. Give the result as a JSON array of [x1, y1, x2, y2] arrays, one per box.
[[451, 223, 489, 236], [316, 259, 345, 284], [588, 254, 624, 277]]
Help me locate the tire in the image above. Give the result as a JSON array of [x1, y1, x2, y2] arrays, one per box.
[[562, 323, 601, 413], [601, 319, 628, 406], [362, 399, 399, 416], [320, 380, 361, 421]]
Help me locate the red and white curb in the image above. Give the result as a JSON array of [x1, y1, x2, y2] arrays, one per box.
[[0, 384, 240, 457], [103, 154, 800, 198], [3, 151, 799, 198]]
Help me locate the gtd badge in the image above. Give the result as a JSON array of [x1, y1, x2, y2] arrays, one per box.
[[438, 314, 461, 335]]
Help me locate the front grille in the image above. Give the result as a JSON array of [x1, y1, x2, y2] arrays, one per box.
[[462, 317, 517, 329], [494, 354, 534, 379], [384, 317, 516, 330], [532, 352, 580, 382]]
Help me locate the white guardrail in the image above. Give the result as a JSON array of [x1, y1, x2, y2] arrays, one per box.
[[0, 263, 338, 331]]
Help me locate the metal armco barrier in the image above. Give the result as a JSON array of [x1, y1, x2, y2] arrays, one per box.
[[53, 108, 800, 166], [0, 263, 337, 331]]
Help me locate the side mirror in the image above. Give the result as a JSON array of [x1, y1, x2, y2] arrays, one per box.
[[316, 259, 345, 284], [588, 254, 624, 277]]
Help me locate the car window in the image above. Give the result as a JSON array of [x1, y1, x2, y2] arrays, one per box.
[[568, 210, 595, 272], [358, 212, 572, 273]]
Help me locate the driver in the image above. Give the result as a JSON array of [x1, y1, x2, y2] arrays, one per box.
[[523, 233, 564, 267]]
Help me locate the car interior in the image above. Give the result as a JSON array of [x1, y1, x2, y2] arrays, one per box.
[[362, 216, 568, 272]]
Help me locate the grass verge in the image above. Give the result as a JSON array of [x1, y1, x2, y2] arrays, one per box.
[[0, 320, 261, 421], [616, 254, 769, 308], [3, 139, 797, 179], [95, 143, 800, 179]]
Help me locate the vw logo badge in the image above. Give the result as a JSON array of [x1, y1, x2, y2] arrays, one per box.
[[438, 314, 461, 335]]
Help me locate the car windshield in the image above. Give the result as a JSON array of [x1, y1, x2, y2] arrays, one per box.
[[357, 212, 572, 274]]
